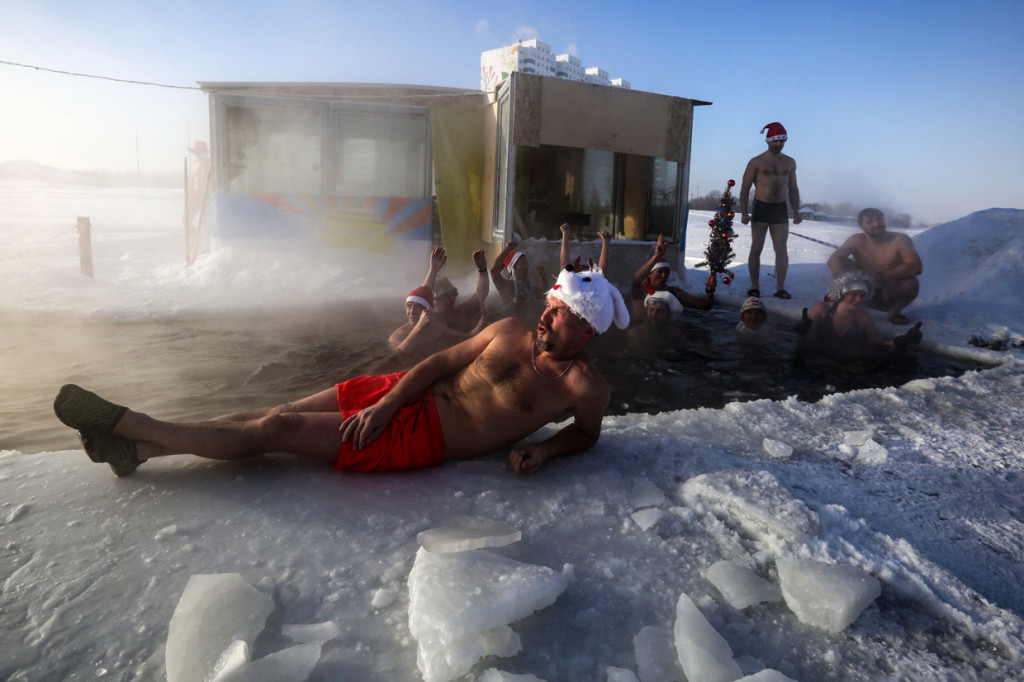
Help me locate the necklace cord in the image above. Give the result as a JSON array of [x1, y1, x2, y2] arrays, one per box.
[[532, 344, 573, 379]]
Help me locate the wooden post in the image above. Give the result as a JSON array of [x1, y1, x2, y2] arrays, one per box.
[[77, 216, 93, 278]]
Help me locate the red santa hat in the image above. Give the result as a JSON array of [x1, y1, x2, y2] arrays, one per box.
[[406, 286, 433, 311], [503, 250, 525, 277], [761, 122, 788, 142]]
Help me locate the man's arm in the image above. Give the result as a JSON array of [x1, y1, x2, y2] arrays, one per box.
[[877, 236, 923, 281], [740, 158, 757, 223], [509, 379, 609, 475], [631, 234, 666, 300], [826, 235, 861, 278], [559, 223, 571, 270], [343, 319, 512, 449], [421, 247, 446, 290], [597, 230, 612, 272], [490, 241, 517, 304], [667, 285, 714, 311], [471, 249, 489, 305], [788, 163, 802, 225]]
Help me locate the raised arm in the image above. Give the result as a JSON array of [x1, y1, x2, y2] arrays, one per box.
[[597, 230, 612, 272], [631, 234, 667, 300], [471, 249, 490, 304], [559, 223, 571, 270], [490, 241, 517, 304], [421, 247, 447, 290]]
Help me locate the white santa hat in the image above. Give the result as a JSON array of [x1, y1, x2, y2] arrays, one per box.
[[644, 290, 684, 321], [547, 267, 630, 334]]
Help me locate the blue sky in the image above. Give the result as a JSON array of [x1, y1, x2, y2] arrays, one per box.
[[2, 0, 1021, 224]]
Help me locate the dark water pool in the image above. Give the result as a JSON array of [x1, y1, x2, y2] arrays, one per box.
[[2, 303, 989, 453], [591, 306, 989, 416]]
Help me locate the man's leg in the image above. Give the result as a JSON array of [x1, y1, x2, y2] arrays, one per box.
[[768, 222, 790, 293], [748, 222, 768, 292], [881, 277, 920, 322]]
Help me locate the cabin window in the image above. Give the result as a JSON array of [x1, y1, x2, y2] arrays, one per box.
[[333, 110, 429, 198], [509, 143, 679, 242], [224, 105, 323, 194]]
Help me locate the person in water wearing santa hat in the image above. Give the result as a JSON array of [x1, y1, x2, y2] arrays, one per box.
[[628, 233, 716, 322], [53, 267, 630, 478], [739, 122, 802, 300], [419, 246, 491, 333], [490, 240, 549, 320]]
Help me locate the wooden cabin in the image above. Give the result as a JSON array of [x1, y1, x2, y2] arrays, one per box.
[[198, 75, 709, 284]]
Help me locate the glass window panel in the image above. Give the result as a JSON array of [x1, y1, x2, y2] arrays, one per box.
[[224, 105, 322, 194], [580, 149, 616, 236], [647, 158, 679, 239], [334, 112, 427, 197]]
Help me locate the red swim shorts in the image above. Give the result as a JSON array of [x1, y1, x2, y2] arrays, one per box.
[[332, 372, 446, 472]]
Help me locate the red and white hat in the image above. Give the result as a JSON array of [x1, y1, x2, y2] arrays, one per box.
[[547, 268, 630, 334], [503, 251, 525, 277], [406, 286, 433, 310], [761, 122, 788, 142], [650, 258, 671, 272]]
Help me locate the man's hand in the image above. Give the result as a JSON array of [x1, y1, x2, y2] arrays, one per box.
[[510, 444, 548, 475], [472, 249, 487, 271], [598, 230, 611, 241], [340, 403, 394, 450], [894, 321, 923, 349], [559, 223, 570, 237], [654, 234, 667, 258], [793, 307, 812, 335], [741, 213, 750, 225], [704, 273, 717, 294], [793, 214, 803, 225], [429, 247, 447, 271]]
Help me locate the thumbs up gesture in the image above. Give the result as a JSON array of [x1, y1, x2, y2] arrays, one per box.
[[793, 307, 812, 335]]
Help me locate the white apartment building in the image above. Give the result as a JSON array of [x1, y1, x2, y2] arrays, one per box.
[[481, 38, 629, 92]]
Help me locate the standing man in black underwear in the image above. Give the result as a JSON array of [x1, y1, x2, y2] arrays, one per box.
[[740, 122, 802, 300]]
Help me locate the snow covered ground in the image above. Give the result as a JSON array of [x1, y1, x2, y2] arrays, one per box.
[[1, 179, 1023, 681]]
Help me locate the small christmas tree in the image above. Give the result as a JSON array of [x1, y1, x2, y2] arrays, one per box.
[[695, 179, 737, 284]]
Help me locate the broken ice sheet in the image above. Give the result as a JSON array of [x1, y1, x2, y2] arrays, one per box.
[[417, 516, 521, 553], [705, 560, 782, 610], [280, 621, 341, 643], [680, 469, 820, 544], [629, 480, 666, 509], [407, 547, 567, 646], [674, 592, 743, 682], [777, 557, 881, 632], [166, 573, 274, 682]]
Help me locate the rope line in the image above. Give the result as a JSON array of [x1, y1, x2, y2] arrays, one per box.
[[0, 58, 201, 90]]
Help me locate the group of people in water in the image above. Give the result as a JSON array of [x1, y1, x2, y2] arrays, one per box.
[[53, 122, 924, 482], [390, 201, 923, 366]]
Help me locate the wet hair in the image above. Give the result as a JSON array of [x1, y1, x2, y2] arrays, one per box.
[[857, 207, 884, 224]]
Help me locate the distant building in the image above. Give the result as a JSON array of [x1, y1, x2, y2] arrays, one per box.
[[481, 38, 630, 92]]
